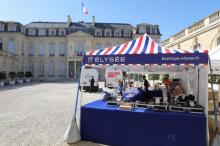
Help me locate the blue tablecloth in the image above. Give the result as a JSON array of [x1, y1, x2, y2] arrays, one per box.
[[81, 100, 206, 146]]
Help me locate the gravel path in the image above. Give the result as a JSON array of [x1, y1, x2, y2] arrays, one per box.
[[0, 82, 103, 146]]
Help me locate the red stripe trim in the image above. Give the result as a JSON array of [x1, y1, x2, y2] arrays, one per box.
[[183, 50, 190, 53], [133, 35, 143, 54], [204, 50, 208, 54], [165, 48, 171, 54], [118, 43, 128, 54], [89, 51, 94, 55], [103, 47, 112, 55], [149, 41, 155, 54]]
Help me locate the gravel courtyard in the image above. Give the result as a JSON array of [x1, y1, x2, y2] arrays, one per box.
[[0, 82, 103, 146]]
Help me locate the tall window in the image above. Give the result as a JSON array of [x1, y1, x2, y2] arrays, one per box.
[[217, 36, 220, 46], [60, 43, 65, 56], [8, 38, 15, 54], [28, 29, 36, 36], [105, 30, 112, 37], [49, 30, 55, 36], [124, 31, 131, 37], [38, 29, 46, 36], [115, 30, 121, 37], [0, 23, 4, 31], [49, 43, 55, 56], [39, 42, 45, 56], [39, 62, 44, 77], [95, 30, 102, 36], [0, 38, 2, 50], [60, 61, 65, 76], [151, 26, 157, 34], [49, 61, 55, 77], [139, 26, 146, 34], [60, 30, 65, 36], [74, 40, 85, 56], [28, 42, 35, 56], [96, 43, 102, 50]]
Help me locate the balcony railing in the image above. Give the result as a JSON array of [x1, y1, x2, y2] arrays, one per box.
[[188, 20, 204, 33], [161, 38, 170, 46], [209, 12, 220, 23], [174, 30, 185, 40]]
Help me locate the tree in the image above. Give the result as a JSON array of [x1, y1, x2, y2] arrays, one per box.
[[148, 74, 160, 84]]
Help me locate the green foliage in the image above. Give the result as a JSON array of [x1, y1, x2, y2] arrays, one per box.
[[9, 71, 16, 79], [25, 71, 32, 78], [209, 74, 220, 84], [17, 71, 24, 78], [160, 74, 169, 81], [0, 72, 6, 80], [148, 74, 160, 81]]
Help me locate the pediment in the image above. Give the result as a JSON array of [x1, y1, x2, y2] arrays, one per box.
[[67, 31, 94, 38]]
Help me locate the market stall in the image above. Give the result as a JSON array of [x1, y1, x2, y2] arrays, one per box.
[[80, 34, 209, 146]]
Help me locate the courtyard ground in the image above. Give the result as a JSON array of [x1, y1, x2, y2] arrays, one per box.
[[0, 82, 220, 146], [0, 82, 102, 146]]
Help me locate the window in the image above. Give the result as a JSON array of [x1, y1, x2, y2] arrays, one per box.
[[193, 43, 202, 50], [28, 42, 35, 56], [124, 31, 131, 37], [28, 29, 36, 36], [39, 62, 44, 77], [38, 29, 46, 36], [96, 43, 102, 50], [150, 26, 157, 34], [0, 23, 4, 31], [0, 38, 2, 50], [8, 24, 16, 31], [49, 30, 55, 36], [217, 36, 220, 46], [49, 61, 55, 77], [105, 30, 112, 37], [60, 43, 65, 56], [8, 39, 15, 54], [60, 61, 65, 76], [49, 43, 55, 56], [95, 30, 102, 36], [115, 30, 121, 37], [74, 40, 85, 56], [39, 42, 45, 56], [139, 26, 146, 34], [60, 30, 65, 36]]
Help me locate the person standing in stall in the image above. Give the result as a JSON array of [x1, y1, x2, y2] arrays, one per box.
[[143, 75, 150, 92], [90, 76, 95, 93]]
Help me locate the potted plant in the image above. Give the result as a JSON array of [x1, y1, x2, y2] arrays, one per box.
[[25, 71, 32, 83], [17, 71, 24, 84], [9, 71, 16, 85], [0, 72, 6, 87]]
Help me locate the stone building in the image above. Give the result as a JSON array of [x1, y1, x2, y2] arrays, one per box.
[[161, 10, 220, 51], [0, 16, 161, 81]]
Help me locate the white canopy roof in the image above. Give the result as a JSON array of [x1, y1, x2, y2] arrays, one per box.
[[209, 45, 220, 74]]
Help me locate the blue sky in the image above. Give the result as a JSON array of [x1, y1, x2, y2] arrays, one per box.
[[0, 0, 220, 40]]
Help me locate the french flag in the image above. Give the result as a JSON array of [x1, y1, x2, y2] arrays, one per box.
[[82, 0, 88, 15]]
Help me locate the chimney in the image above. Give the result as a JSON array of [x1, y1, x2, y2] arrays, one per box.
[[92, 15, 95, 26], [67, 15, 72, 25]]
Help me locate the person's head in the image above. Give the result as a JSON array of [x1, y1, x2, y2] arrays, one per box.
[[92, 76, 94, 79], [142, 75, 146, 80]]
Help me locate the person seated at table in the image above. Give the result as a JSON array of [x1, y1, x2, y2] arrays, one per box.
[[172, 84, 184, 97], [118, 80, 124, 96], [129, 81, 134, 87], [163, 77, 171, 87]]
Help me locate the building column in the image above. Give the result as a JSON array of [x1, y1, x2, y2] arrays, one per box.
[[74, 61, 76, 80]]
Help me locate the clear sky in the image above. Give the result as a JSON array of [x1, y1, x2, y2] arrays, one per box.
[[0, 0, 220, 40]]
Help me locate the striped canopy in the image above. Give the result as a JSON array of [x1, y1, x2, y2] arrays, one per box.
[[83, 34, 208, 66]]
